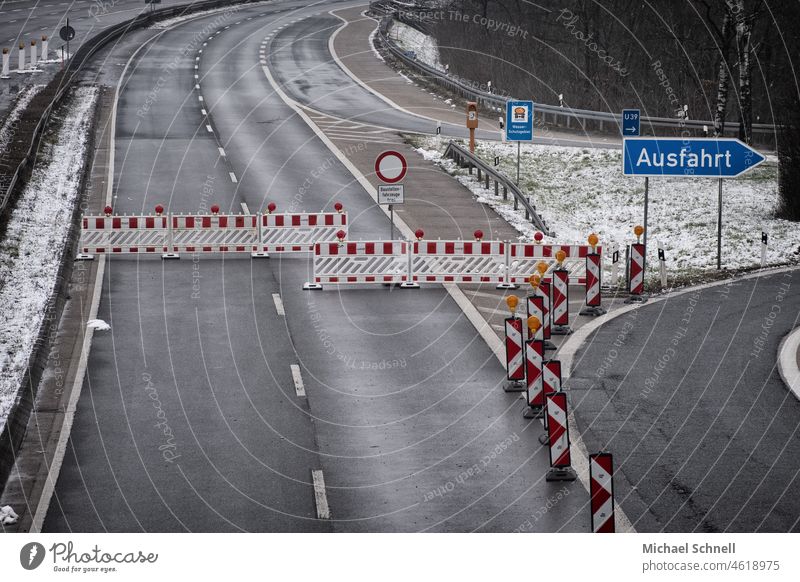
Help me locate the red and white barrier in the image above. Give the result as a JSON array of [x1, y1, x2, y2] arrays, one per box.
[[504, 316, 525, 391], [628, 242, 645, 296], [523, 337, 544, 418], [580, 252, 606, 316], [305, 241, 408, 289], [551, 268, 571, 334], [507, 243, 599, 286], [545, 392, 577, 481], [260, 212, 346, 253], [410, 240, 505, 284], [78, 214, 169, 257], [170, 214, 259, 254], [590, 452, 615, 533]]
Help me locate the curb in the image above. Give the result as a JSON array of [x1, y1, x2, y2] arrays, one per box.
[[778, 326, 800, 402]]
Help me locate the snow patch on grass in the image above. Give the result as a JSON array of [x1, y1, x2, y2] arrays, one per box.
[[0, 85, 45, 152], [390, 21, 444, 72], [410, 135, 799, 281], [0, 87, 97, 432]]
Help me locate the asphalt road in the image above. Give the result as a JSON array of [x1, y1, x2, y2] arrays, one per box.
[[44, 1, 589, 532], [570, 269, 800, 532]]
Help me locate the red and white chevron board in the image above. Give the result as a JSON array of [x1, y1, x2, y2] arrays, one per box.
[[551, 269, 569, 326], [411, 240, 505, 284], [543, 360, 562, 399], [508, 243, 601, 285], [585, 253, 602, 307], [313, 241, 408, 284], [526, 295, 544, 341], [590, 452, 615, 533], [525, 338, 544, 408], [505, 317, 525, 381], [546, 392, 572, 468], [629, 243, 645, 295], [261, 212, 346, 253], [538, 281, 551, 340]]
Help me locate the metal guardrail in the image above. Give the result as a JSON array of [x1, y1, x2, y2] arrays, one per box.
[[443, 140, 552, 236], [0, 0, 263, 217], [372, 3, 776, 140]]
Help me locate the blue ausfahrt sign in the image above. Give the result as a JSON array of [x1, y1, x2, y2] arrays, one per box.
[[623, 137, 765, 178], [505, 100, 534, 141], [622, 109, 640, 136]]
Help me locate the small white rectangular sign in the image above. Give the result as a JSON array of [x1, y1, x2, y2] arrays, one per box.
[[378, 184, 404, 204]]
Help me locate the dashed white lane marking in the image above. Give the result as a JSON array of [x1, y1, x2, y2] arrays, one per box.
[[198, 49, 202, 53], [194, 74, 199, 79], [205, 124, 213, 132], [228, 172, 238, 183], [194, 64, 198, 69], [195, 83, 201, 89], [201, 109, 207, 115], [311, 470, 330, 519], [198, 96, 204, 101], [218, 147, 226, 157], [240, 202, 250, 214], [273, 293, 285, 316], [290, 364, 306, 397], [195, 56, 199, 60]]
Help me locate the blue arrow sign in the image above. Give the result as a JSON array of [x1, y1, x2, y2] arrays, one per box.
[[623, 138, 765, 178], [622, 109, 640, 136], [505, 100, 534, 141]]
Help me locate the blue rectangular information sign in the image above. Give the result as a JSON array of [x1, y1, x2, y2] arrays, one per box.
[[622, 109, 640, 137], [505, 100, 534, 141]]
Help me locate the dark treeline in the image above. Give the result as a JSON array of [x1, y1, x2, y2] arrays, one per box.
[[427, 0, 799, 133]]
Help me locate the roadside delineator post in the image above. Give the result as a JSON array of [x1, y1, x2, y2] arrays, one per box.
[[538, 359, 562, 444], [159, 204, 179, 260], [503, 295, 525, 392], [625, 225, 647, 303], [610, 245, 620, 288], [545, 392, 577, 481], [551, 250, 572, 335], [590, 452, 615, 533], [580, 232, 607, 316], [18, 43, 25, 72], [41, 36, 48, 61], [30, 40, 37, 69], [1, 48, 9, 78], [523, 316, 544, 419], [657, 242, 667, 288], [760, 231, 768, 268]]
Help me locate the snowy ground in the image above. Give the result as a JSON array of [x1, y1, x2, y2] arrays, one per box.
[[408, 135, 799, 283], [0, 87, 97, 433], [389, 21, 444, 72], [0, 86, 45, 151]]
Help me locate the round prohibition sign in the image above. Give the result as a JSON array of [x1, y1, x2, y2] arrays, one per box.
[[374, 150, 407, 184]]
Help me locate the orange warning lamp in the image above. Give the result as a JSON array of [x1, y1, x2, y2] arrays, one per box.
[[529, 273, 541, 289], [588, 233, 599, 252], [536, 261, 548, 276], [506, 295, 519, 314], [527, 315, 541, 333], [634, 225, 644, 243], [555, 250, 566, 265]]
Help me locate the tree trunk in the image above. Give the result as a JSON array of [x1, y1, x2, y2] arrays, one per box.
[[734, 1, 754, 144], [713, 6, 734, 137]]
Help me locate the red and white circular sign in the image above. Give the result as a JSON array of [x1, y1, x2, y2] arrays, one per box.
[[374, 150, 407, 184]]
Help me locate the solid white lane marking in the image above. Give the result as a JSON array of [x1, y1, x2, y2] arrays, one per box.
[[240, 202, 250, 214], [228, 172, 238, 183], [290, 364, 305, 397], [218, 147, 226, 157], [272, 293, 285, 316], [205, 125, 213, 132], [311, 470, 330, 519]]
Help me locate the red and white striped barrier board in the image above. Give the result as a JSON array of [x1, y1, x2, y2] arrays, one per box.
[[546, 392, 572, 468], [526, 295, 544, 341], [308, 241, 408, 287], [78, 211, 349, 258], [538, 280, 551, 341], [507, 244, 601, 285], [261, 212, 346, 253], [585, 253, 602, 306], [525, 338, 544, 411], [505, 317, 525, 383], [79, 215, 168, 255], [590, 452, 616, 533], [541, 359, 562, 429], [629, 243, 645, 295], [551, 268, 571, 334], [411, 240, 505, 284]]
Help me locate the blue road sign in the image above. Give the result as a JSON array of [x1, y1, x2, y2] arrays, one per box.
[[622, 109, 640, 136], [505, 100, 534, 141], [623, 137, 765, 178]]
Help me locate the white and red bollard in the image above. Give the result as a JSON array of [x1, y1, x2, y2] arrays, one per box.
[[626, 225, 647, 303], [503, 295, 525, 392], [41, 36, 48, 61], [580, 233, 606, 316], [18, 43, 25, 72], [545, 392, 577, 481], [1, 48, 9, 78], [30, 40, 37, 69], [590, 452, 615, 533], [551, 250, 572, 334], [523, 316, 544, 419]]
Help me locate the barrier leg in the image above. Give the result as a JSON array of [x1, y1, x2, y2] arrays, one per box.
[[624, 242, 647, 303], [503, 316, 525, 392], [580, 252, 606, 316], [522, 338, 544, 418], [551, 268, 572, 334], [399, 242, 419, 288], [162, 213, 180, 259], [303, 247, 322, 290], [496, 243, 517, 289], [251, 212, 269, 258], [590, 452, 616, 533], [545, 392, 577, 481]]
